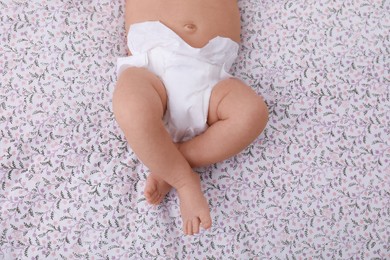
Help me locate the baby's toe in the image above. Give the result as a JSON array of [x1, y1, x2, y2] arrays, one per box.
[[200, 214, 212, 230], [151, 193, 162, 204], [144, 189, 157, 204], [184, 220, 193, 236], [192, 218, 201, 234]]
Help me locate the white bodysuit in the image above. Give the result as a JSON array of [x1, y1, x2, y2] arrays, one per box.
[[117, 21, 239, 142]]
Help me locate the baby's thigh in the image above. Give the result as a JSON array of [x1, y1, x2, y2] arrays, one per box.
[[208, 78, 268, 126], [114, 67, 168, 118]]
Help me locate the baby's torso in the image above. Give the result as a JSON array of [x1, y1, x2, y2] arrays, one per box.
[[125, 0, 241, 48]]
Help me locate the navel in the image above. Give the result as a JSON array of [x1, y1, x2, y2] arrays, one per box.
[[184, 23, 197, 33]]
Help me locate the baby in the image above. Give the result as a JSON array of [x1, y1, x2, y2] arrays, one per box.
[[113, 0, 268, 235]]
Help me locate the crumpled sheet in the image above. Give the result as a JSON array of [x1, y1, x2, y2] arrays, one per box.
[[1, 0, 389, 259]]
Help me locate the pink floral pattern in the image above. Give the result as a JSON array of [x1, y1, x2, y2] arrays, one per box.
[[1, 0, 389, 259]]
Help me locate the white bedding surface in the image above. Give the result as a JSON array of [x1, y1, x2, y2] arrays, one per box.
[[1, 0, 389, 259]]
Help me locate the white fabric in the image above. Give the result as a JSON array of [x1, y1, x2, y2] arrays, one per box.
[[117, 21, 239, 142]]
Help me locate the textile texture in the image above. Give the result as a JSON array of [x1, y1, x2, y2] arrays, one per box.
[[1, 0, 389, 259]]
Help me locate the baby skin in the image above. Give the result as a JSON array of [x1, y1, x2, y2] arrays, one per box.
[[113, 0, 269, 235]]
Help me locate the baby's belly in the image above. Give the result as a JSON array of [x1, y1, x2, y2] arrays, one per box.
[[126, 0, 241, 48]]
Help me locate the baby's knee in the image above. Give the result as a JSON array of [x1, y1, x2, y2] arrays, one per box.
[[113, 67, 167, 123], [245, 94, 269, 134], [251, 94, 268, 118]]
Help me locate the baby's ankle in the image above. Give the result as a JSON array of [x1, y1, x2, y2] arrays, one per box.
[[175, 171, 201, 192]]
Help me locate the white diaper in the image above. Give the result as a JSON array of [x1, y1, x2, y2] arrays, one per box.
[[117, 21, 239, 142]]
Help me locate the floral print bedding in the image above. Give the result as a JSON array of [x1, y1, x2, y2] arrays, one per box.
[[1, 0, 389, 259]]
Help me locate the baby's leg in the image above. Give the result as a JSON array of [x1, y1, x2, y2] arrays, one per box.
[[178, 78, 269, 168], [113, 68, 211, 235]]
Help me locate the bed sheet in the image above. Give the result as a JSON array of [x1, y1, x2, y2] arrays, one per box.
[[1, 0, 389, 259]]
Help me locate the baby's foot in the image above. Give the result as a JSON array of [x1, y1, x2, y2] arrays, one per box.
[[144, 173, 172, 205], [177, 174, 212, 235]]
